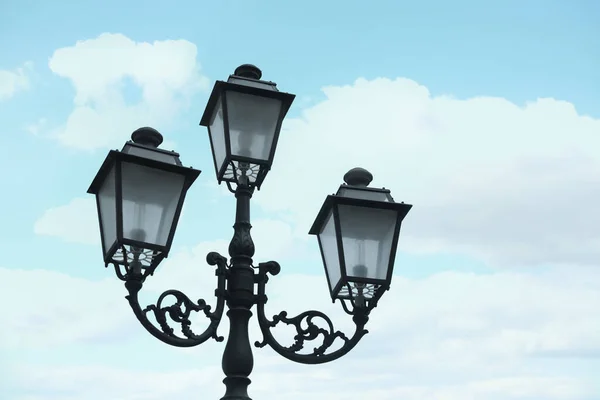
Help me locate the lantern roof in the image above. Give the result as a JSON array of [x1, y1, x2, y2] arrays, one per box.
[[309, 168, 411, 236], [199, 64, 293, 128], [87, 127, 196, 195]]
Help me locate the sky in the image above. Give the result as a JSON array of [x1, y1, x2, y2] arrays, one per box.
[[1, 0, 600, 399]]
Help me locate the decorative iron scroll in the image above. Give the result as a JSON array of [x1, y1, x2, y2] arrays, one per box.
[[142, 289, 224, 341], [254, 261, 370, 364], [255, 309, 351, 356], [122, 251, 228, 347]]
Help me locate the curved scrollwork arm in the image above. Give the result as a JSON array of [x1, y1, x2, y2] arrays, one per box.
[[123, 252, 228, 347], [254, 261, 370, 364]]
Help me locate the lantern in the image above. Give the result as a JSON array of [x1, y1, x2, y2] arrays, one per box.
[[309, 168, 412, 304], [199, 64, 295, 189], [87, 127, 200, 272]]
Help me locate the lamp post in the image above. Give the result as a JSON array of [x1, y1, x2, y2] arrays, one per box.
[[87, 64, 412, 400]]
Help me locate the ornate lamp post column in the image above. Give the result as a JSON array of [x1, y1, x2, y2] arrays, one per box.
[[88, 65, 412, 400]]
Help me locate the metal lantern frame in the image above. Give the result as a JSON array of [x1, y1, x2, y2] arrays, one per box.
[[87, 136, 200, 271], [199, 65, 296, 190], [87, 66, 413, 400]]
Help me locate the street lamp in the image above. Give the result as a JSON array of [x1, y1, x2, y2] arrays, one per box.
[[199, 64, 295, 190], [88, 65, 412, 400]]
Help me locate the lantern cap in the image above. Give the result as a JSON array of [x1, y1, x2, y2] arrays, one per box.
[[234, 64, 262, 80], [343, 167, 373, 187], [131, 127, 163, 148]]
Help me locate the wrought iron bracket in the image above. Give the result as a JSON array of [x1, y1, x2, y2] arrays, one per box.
[[254, 260, 371, 364], [123, 251, 228, 347]]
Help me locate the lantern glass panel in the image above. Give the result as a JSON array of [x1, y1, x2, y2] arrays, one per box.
[[225, 91, 282, 162], [98, 166, 117, 255], [209, 98, 227, 173], [120, 162, 186, 247], [338, 204, 397, 281], [318, 210, 342, 292]]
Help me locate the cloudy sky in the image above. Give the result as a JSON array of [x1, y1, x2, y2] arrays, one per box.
[[1, 0, 599, 399]]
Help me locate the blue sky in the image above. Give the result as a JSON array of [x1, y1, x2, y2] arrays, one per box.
[[1, 1, 599, 399]]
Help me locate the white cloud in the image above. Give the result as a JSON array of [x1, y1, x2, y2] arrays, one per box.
[[24, 118, 48, 136], [250, 77, 600, 267], [47, 33, 208, 150], [0, 239, 228, 350], [34, 197, 98, 245], [9, 364, 591, 400], [0, 268, 133, 349], [10, 365, 224, 400], [2, 259, 599, 398], [0, 62, 32, 100]]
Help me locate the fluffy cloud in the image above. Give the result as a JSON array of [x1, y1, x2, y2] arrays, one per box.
[[0, 268, 133, 349], [47, 33, 208, 150], [24, 118, 48, 136], [34, 197, 98, 245], [252, 78, 600, 267], [0, 239, 228, 350], [9, 365, 224, 400], [9, 364, 591, 400], [0, 62, 32, 100], [2, 259, 599, 398]]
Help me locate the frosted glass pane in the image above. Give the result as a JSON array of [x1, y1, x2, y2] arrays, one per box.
[[226, 91, 282, 162], [98, 166, 117, 256], [120, 162, 185, 247], [338, 205, 397, 281], [318, 211, 341, 291], [209, 98, 226, 173]]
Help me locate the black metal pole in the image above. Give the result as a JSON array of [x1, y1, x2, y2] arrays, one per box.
[[221, 182, 256, 400]]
